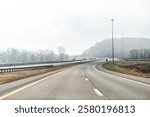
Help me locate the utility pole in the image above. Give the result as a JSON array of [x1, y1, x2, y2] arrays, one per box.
[[122, 33, 124, 59], [111, 19, 114, 64]]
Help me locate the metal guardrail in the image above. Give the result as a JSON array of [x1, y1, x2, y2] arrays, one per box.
[[0, 65, 54, 73], [0, 60, 94, 73], [0, 60, 78, 73], [0, 60, 76, 67]]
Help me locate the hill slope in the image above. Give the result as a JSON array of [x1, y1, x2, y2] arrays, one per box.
[[82, 38, 150, 58]]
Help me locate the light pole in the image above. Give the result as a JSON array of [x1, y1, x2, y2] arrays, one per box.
[[122, 33, 124, 59], [111, 19, 114, 64]]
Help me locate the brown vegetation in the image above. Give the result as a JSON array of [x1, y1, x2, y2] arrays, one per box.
[[103, 61, 150, 78], [0, 64, 76, 84], [123, 63, 150, 73]]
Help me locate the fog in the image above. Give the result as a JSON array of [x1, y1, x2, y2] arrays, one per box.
[[0, 0, 150, 55]]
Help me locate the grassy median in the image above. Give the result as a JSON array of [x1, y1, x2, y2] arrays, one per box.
[[103, 60, 150, 78], [0, 64, 77, 84]]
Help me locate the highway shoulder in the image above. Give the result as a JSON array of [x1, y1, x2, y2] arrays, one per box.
[[96, 63, 150, 85]]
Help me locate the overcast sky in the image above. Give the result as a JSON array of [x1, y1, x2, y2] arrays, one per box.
[[0, 0, 149, 55]]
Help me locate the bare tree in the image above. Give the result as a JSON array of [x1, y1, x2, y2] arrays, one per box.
[[6, 48, 20, 63], [44, 49, 54, 62], [129, 49, 150, 59], [57, 46, 65, 61], [129, 49, 138, 59], [0, 47, 69, 63]]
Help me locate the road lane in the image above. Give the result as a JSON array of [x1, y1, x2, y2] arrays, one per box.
[[85, 62, 150, 99], [1, 63, 106, 100]]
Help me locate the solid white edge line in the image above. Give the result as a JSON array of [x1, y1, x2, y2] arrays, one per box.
[[94, 64, 150, 87], [120, 76, 150, 87], [0, 76, 50, 100], [0, 69, 67, 100], [93, 88, 103, 96]]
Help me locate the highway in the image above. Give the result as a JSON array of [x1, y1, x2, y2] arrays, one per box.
[[0, 60, 150, 100]]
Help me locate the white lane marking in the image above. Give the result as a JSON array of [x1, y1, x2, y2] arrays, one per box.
[[94, 64, 150, 87], [93, 88, 103, 96], [120, 77, 150, 87], [85, 78, 88, 81], [0, 76, 50, 100]]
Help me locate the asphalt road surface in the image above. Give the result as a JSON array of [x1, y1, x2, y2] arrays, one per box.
[[0, 61, 150, 100]]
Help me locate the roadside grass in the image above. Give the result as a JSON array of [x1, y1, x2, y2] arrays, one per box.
[[0, 64, 76, 84], [113, 60, 150, 66], [103, 61, 150, 78]]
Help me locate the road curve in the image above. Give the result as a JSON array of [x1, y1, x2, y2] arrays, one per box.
[[0, 61, 150, 100]]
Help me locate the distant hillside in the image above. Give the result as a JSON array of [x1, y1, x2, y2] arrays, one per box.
[[82, 38, 150, 58]]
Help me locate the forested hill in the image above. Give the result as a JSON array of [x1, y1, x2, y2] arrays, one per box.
[[82, 38, 150, 58]]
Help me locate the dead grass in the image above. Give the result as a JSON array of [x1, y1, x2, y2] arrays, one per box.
[[103, 61, 150, 78], [0, 64, 76, 84]]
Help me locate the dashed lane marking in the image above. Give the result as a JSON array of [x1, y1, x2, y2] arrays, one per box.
[[93, 88, 103, 96], [85, 78, 88, 81]]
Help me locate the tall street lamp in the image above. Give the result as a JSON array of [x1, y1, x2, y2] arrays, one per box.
[[122, 33, 124, 59], [111, 19, 114, 64]]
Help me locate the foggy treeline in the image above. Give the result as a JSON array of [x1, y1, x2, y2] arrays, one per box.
[[82, 38, 150, 59], [1, 38, 150, 64], [129, 49, 150, 59], [0, 47, 69, 63]]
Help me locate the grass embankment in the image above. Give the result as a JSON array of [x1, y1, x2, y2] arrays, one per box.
[[0, 64, 76, 84], [103, 61, 150, 78]]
